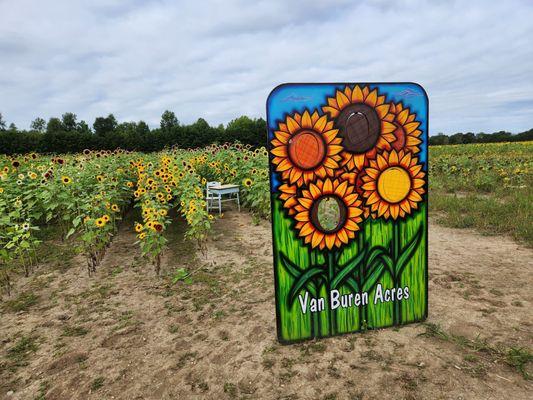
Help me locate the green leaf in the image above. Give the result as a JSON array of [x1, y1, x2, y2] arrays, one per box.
[[331, 251, 365, 290], [362, 257, 387, 293], [288, 266, 325, 306], [73, 216, 81, 228], [344, 277, 360, 293], [66, 228, 76, 239], [279, 252, 303, 279], [396, 224, 424, 276]]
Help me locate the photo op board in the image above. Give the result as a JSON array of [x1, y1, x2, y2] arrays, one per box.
[[266, 83, 428, 343]]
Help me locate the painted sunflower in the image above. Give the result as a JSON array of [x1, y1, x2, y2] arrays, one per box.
[[389, 102, 423, 154], [270, 110, 342, 187], [322, 85, 396, 171], [278, 183, 298, 215], [361, 149, 425, 219], [293, 178, 363, 250]]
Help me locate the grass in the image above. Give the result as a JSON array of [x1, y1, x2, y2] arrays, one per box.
[[430, 142, 532, 246], [6, 335, 39, 371], [419, 323, 532, 379], [62, 325, 89, 337], [90, 377, 105, 391], [3, 292, 39, 312]]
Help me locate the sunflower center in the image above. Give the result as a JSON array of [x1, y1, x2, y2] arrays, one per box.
[[392, 123, 406, 151], [377, 166, 411, 204], [310, 195, 347, 233], [336, 104, 380, 153], [288, 130, 326, 170]]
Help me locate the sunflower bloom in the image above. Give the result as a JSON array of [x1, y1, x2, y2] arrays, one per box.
[[61, 176, 72, 185], [388, 102, 423, 154], [293, 178, 364, 250], [361, 149, 426, 219], [270, 110, 342, 186], [322, 85, 396, 170]]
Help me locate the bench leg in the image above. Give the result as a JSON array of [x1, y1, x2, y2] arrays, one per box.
[[237, 192, 241, 212], [218, 196, 222, 216]]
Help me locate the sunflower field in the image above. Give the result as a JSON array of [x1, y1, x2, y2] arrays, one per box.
[[0, 139, 530, 298], [0, 144, 269, 295]]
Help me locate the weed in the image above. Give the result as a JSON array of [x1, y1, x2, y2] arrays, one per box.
[[90, 377, 105, 391], [3, 292, 39, 312]]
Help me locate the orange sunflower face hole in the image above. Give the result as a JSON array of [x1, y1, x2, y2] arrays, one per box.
[[310, 195, 347, 234], [377, 166, 411, 204], [287, 130, 326, 171], [336, 104, 380, 154]]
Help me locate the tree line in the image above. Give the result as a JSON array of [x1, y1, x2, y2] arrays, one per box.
[[428, 129, 533, 145], [0, 111, 266, 154], [0, 111, 531, 154]]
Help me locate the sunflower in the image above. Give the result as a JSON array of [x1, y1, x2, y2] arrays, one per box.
[[111, 204, 119, 212], [322, 85, 396, 171], [388, 102, 423, 154], [278, 183, 298, 215], [61, 176, 72, 185], [293, 178, 363, 250], [138, 232, 146, 240], [270, 110, 342, 186], [135, 223, 143, 233], [102, 214, 110, 223], [243, 178, 253, 188], [361, 149, 425, 219], [95, 218, 106, 228], [153, 222, 163, 232], [159, 209, 168, 217]]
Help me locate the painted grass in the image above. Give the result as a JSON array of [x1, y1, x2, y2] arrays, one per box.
[[272, 198, 427, 342]]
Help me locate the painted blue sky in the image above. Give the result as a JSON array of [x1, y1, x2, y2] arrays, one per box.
[[0, 0, 532, 134]]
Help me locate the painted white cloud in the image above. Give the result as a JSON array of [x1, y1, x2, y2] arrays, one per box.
[[0, 0, 532, 134]]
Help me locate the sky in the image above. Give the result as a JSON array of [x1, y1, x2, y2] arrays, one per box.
[[0, 0, 532, 135]]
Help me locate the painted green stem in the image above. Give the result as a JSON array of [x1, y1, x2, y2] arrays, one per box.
[[327, 251, 336, 335]]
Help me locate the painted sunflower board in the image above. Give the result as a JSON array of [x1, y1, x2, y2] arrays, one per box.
[[266, 83, 428, 343]]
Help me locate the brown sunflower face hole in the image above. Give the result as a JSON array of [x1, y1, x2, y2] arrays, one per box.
[[336, 104, 380, 153], [311, 195, 347, 234], [288, 130, 326, 170]]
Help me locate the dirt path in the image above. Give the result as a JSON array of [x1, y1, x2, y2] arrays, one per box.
[[1, 212, 532, 400]]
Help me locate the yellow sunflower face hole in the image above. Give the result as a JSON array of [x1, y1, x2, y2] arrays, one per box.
[[377, 166, 411, 204], [288, 130, 326, 170], [311, 195, 347, 233]]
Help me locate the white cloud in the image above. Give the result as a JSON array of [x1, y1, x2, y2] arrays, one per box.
[[0, 0, 532, 134]]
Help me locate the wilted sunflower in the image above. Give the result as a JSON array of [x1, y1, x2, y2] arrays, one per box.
[[270, 110, 342, 186], [388, 102, 423, 154], [293, 178, 363, 250], [322, 85, 396, 171], [361, 149, 425, 219]]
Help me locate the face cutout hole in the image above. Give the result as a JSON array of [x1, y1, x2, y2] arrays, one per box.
[[336, 103, 380, 153], [288, 130, 326, 170], [311, 195, 347, 233]]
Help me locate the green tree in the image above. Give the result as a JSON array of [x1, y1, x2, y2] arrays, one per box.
[[61, 112, 77, 131], [0, 112, 6, 130], [30, 117, 46, 133], [93, 114, 118, 137], [160, 110, 179, 131]]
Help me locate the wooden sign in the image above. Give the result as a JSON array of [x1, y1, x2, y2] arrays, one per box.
[[267, 83, 428, 343]]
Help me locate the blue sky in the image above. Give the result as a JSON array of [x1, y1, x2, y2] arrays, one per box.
[[0, 0, 532, 134]]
